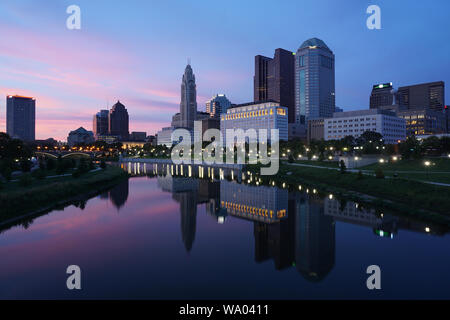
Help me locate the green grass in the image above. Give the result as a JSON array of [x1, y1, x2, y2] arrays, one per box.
[[361, 158, 450, 172], [359, 158, 450, 184], [246, 163, 450, 218], [290, 160, 339, 168], [0, 166, 128, 221]]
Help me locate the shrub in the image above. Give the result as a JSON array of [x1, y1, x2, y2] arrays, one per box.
[[20, 159, 32, 172], [100, 160, 107, 169], [47, 158, 56, 171], [357, 170, 364, 180], [288, 154, 294, 163], [2, 167, 12, 181], [340, 160, 347, 174], [19, 174, 33, 187], [72, 169, 82, 178], [32, 169, 47, 180], [375, 167, 385, 179]]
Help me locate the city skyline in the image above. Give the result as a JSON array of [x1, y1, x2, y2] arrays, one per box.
[[0, 0, 449, 141]]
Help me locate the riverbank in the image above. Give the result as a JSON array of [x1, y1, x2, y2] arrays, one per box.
[[0, 166, 128, 222], [245, 163, 450, 224]]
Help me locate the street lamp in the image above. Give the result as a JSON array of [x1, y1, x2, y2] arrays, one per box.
[[424, 161, 431, 179]]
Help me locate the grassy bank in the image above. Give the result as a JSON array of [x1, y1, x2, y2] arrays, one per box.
[[246, 163, 450, 223], [0, 166, 128, 222]]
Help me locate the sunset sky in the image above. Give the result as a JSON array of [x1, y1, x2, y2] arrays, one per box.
[[0, 0, 449, 141]]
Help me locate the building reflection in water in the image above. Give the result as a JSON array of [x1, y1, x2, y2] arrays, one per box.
[[99, 178, 130, 211], [125, 162, 447, 280]]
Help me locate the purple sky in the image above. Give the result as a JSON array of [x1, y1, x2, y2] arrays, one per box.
[[0, 0, 449, 141]]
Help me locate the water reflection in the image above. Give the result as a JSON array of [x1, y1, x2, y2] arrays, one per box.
[[121, 159, 449, 283], [100, 179, 130, 210]]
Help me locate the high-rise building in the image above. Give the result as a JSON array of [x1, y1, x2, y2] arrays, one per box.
[[294, 38, 335, 124], [93, 110, 109, 138], [396, 81, 445, 112], [108, 101, 129, 141], [254, 55, 272, 102], [6, 95, 36, 141], [205, 94, 231, 118], [370, 83, 394, 109], [254, 49, 295, 123], [180, 64, 197, 129]]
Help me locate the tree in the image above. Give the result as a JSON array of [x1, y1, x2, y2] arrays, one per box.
[[340, 160, 347, 174], [399, 137, 423, 160], [375, 167, 385, 179]]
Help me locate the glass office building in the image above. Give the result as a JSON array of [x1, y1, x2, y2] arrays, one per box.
[[295, 38, 335, 125], [6, 95, 36, 141]]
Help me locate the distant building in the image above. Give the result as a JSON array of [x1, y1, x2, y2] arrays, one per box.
[[220, 101, 288, 145], [67, 127, 94, 146], [295, 38, 335, 125], [370, 83, 394, 109], [156, 127, 174, 146], [378, 104, 447, 137], [396, 81, 445, 112], [96, 134, 119, 144], [254, 49, 295, 123], [335, 106, 344, 113], [206, 94, 232, 118], [307, 118, 325, 142], [324, 109, 406, 144], [93, 110, 109, 138], [6, 95, 36, 141], [109, 101, 129, 141], [200, 117, 220, 136], [130, 131, 147, 141], [397, 108, 447, 136], [180, 64, 197, 129]]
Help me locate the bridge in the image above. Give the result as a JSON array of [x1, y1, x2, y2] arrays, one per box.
[[35, 151, 97, 159]]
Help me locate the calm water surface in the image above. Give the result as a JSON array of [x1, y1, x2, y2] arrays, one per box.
[[1, 172, 449, 299]]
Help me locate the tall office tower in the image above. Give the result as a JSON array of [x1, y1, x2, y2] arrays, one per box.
[[205, 94, 231, 118], [370, 83, 394, 109], [294, 38, 335, 124], [93, 109, 109, 138], [396, 81, 445, 112], [6, 95, 36, 141], [254, 49, 295, 123], [180, 63, 197, 129], [254, 55, 272, 101], [109, 100, 129, 141]]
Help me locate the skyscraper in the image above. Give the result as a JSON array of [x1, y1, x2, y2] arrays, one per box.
[[6, 95, 36, 141], [205, 94, 231, 118], [109, 100, 129, 141], [254, 49, 295, 123], [370, 83, 394, 109], [93, 109, 109, 138], [294, 38, 335, 124], [396, 81, 445, 112], [180, 64, 197, 129], [254, 55, 272, 102]]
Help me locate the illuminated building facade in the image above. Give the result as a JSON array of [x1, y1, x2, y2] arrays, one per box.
[[220, 181, 288, 224], [370, 83, 394, 109], [220, 101, 288, 145], [324, 109, 406, 144], [206, 94, 231, 118]]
